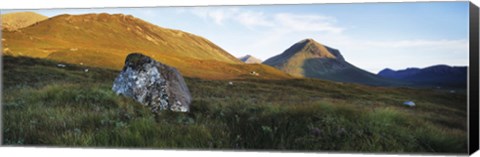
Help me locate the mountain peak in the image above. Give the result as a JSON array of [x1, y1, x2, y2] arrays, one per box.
[[1, 12, 48, 31], [263, 38, 346, 68], [379, 68, 395, 73], [264, 38, 400, 86], [239, 55, 262, 64], [286, 38, 339, 59], [243, 54, 253, 58], [298, 38, 316, 44], [53, 13, 139, 24], [302, 39, 336, 59]]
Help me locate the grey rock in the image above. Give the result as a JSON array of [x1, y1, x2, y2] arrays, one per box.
[[112, 53, 191, 112], [403, 101, 415, 107], [57, 64, 66, 68]]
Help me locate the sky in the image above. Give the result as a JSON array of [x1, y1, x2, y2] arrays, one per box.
[[2, 1, 470, 73]]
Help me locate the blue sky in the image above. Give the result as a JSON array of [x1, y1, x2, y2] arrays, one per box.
[[2, 1, 470, 73]]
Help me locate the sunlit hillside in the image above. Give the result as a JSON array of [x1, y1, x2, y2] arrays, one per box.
[[2, 13, 291, 80], [1, 12, 48, 31]]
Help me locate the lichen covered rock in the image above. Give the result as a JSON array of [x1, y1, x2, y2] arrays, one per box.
[[112, 53, 191, 112]]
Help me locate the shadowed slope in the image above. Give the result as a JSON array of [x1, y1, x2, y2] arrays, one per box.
[[264, 38, 406, 86], [378, 65, 467, 88]]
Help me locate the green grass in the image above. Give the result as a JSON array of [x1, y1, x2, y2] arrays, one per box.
[[2, 56, 467, 154]]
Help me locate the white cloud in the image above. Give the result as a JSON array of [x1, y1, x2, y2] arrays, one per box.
[[181, 8, 343, 33], [207, 9, 230, 25], [185, 7, 240, 25], [237, 11, 273, 28], [274, 13, 343, 33]]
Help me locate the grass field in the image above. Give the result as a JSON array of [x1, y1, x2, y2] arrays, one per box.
[[2, 56, 468, 154]]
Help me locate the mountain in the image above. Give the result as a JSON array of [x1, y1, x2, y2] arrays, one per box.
[[239, 55, 262, 64], [378, 68, 421, 80], [1, 12, 48, 31], [378, 65, 467, 88], [2, 13, 240, 63], [2, 13, 291, 80], [263, 38, 403, 86]]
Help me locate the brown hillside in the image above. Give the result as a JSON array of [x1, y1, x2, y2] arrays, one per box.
[[2, 13, 291, 80], [1, 12, 48, 31]]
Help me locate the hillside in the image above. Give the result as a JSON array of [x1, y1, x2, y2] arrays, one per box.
[[2, 56, 468, 153], [1, 13, 291, 80], [378, 65, 467, 88], [264, 38, 405, 86], [1, 12, 48, 31], [239, 55, 262, 64]]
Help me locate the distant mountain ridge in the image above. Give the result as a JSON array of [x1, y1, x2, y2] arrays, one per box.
[[1, 12, 48, 31], [264, 38, 404, 86], [378, 65, 467, 88], [239, 55, 262, 64]]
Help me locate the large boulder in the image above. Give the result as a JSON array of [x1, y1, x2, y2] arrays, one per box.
[[112, 53, 191, 112]]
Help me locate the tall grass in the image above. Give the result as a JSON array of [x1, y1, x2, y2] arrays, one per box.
[[2, 56, 468, 154]]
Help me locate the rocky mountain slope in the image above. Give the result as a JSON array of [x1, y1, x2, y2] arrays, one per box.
[[264, 38, 403, 86]]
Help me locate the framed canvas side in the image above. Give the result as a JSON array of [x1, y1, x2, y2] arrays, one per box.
[[469, 1, 480, 155]]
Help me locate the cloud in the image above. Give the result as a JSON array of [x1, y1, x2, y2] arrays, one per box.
[[184, 7, 239, 25], [237, 11, 273, 28], [274, 13, 343, 33], [207, 9, 231, 25], [180, 8, 343, 33]]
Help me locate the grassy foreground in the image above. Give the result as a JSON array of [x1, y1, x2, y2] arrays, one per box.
[[2, 56, 467, 153]]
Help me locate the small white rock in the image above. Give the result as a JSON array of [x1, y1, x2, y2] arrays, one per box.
[[403, 101, 415, 107]]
